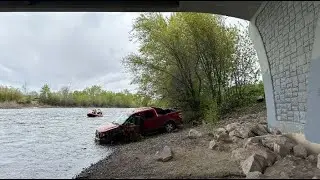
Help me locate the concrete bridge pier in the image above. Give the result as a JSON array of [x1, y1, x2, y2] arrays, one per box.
[[248, 1, 320, 150]]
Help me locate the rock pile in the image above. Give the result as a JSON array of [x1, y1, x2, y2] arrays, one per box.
[[205, 119, 320, 178], [154, 115, 320, 179]]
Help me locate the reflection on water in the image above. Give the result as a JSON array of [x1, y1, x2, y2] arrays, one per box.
[[0, 108, 134, 179]]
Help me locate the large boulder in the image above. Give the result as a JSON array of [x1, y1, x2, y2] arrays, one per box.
[[307, 154, 317, 163], [155, 146, 173, 162], [215, 128, 231, 142], [293, 144, 308, 158], [216, 127, 227, 134], [269, 128, 282, 135], [229, 129, 242, 138], [279, 172, 290, 179], [209, 140, 218, 150], [246, 171, 265, 179], [241, 154, 267, 175], [238, 126, 256, 139], [258, 117, 267, 124], [232, 148, 247, 160], [248, 143, 279, 166], [313, 172, 320, 179], [226, 122, 240, 132], [244, 136, 262, 148], [243, 134, 297, 158], [232, 143, 278, 166], [229, 125, 255, 139], [273, 143, 291, 157], [188, 129, 203, 139], [251, 124, 269, 136], [264, 155, 315, 179], [260, 135, 297, 152], [231, 136, 242, 143]]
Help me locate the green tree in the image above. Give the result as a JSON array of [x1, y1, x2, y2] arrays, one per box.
[[123, 12, 262, 124], [123, 13, 236, 123], [39, 84, 51, 103]]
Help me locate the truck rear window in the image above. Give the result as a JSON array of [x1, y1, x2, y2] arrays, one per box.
[[143, 110, 155, 119]]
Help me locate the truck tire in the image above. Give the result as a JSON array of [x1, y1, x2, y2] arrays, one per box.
[[165, 121, 176, 133]]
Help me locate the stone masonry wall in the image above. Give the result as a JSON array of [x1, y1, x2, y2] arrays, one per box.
[[255, 1, 320, 131]]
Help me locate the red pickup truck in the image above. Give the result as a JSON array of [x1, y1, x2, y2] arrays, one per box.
[[95, 107, 183, 143]]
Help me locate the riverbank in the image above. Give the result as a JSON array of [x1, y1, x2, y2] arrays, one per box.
[[0, 101, 55, 109], [75, 102, 320, 179], [75, 125, 244, 179], [0, 101, 137, 109], [74, 104, 265, 179]]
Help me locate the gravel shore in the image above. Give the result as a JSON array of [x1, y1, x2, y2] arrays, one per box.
[[75, 104, 268, 179], [75, 126, 244, 179], [75, 103, 266, 179], [74, 102, 320, 179]]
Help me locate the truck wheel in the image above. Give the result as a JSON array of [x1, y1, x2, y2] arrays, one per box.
[[165, 122, 176, 133]]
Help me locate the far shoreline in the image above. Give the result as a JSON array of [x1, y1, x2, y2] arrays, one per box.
[[0, 101, 136, 109]]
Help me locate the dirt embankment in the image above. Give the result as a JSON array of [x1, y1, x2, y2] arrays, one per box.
[[75, 103, 320, 179]]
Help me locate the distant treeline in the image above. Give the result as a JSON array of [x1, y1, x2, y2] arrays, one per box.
[[0, 84, 160, 108]]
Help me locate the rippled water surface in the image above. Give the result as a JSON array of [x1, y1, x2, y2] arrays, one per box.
[[0, 108, 134, 179]]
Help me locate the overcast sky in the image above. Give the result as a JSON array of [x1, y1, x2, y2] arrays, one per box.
[[0, 12, 247, 93]]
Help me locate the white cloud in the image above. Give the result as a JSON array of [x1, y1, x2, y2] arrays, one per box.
[[0, 12, 141, 92], [0, 12, 248, 93]]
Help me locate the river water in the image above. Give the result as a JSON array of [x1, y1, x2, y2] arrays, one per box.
[[0, 108, 134, 179]]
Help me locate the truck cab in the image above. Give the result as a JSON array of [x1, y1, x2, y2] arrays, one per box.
[[133, 107, 183, 133], [95, 107, 183, 143]]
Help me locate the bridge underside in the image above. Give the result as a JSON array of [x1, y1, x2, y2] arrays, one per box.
[[2, 1, 320, 144], [0, 1, 262, 20]]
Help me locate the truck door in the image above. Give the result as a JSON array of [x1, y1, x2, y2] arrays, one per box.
[[142, 110, 158, 132], [122, 115, 141, 141]]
